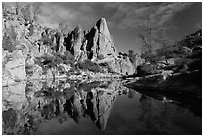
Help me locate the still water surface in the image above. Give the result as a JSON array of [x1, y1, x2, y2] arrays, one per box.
[[2, 79, 202, 135]]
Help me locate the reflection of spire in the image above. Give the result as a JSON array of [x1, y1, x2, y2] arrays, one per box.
[[3, 78, 129, 134], [64, 96, 80, 123], [96, 104, 112, 130], [95, 90, 117, 130], [86, 92, 97, 122]]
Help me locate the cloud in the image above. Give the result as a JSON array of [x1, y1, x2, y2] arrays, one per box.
[[37, 3, 98, 30], [104, 2, 193, 32]]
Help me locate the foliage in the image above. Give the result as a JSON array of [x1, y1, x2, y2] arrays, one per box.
[[53, 51, 75, 66], [138, 26, 154, 63], [177, 29, 202, 49], [155, 40, 176, 65], [2, 26, 18, 52], [138, 26, 202, 76], [99, 62, 114, 73], [172, 29, 202, 73], [137, 64, 161, 75], [76, 60, 101, 73], [40, 29, 53, 46], [35, 53, 63, 69], [97, 54, 105, 60], [28, 23, 34, 36]]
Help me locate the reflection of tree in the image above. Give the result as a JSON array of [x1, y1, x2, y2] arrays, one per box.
[[3, 108, 17, 130], [157, 102, 168, 128], [138, 94, 153, 128], [138, 94, 173, 132], [128, 89, 135, 98]]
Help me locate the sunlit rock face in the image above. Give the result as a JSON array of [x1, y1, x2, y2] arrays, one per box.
[[64, 25, 84, 60], [3, 2, 135, 83], [2, 79, 130, 134], [95, 18, 117, 59], [63, 18, 135, 75], [3, 50, 27, 86], [64, 18, 117, 61]]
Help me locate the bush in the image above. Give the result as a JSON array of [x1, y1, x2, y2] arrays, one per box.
[[173, 57, 193, 73], [53, 51, 75, 66], [35, 53, 64, 69], [97, 54, 105, 60], [137, 64, 160, 75], [28, 23, 34, 36], [76, 60, 101, 72], [99, 62, 114, 73], [3, 26, 18, 52]]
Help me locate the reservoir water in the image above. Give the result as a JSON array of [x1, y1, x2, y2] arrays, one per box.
[[2, 79, 202, 135]]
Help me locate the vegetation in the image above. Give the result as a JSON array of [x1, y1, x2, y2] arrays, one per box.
[[2, 25, 18, 52], [137, 26, 202, 75], [138, 26, 155, 64], [76, 60, 101, 73]]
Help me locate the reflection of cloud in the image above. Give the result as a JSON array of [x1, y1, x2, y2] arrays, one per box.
[[104, 2, 193, 31]]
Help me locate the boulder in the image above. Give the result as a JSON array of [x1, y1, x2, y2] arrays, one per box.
[[120, 57, 135, 75]]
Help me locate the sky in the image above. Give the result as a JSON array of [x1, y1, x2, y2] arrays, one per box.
[[4, 2, 202, 54]]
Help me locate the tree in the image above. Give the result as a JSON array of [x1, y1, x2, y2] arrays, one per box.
[[138, 26, 155, 63], [156, 39, 174, 65], [3, 25, 18, 52], [76, 60, 101, 73]]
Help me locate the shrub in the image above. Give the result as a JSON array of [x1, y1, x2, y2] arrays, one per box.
[[2, 26, 18, 52], [76, 60, 101, 72], [53, 51, 75, 66], [137, 64, 160, 75], [28, 23, 34, 36], [63, 51, 75, 62], [97, 54, 105, 60], [99, 62, 114, 73]]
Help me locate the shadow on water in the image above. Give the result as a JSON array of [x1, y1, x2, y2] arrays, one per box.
[[125, 84, 202, 118], [2, 79, 202, 135]]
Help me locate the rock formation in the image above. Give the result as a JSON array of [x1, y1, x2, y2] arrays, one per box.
[[2, 3, 136, 85]]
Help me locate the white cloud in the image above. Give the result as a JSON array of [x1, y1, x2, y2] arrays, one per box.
[[37, 3, 98, 30], [104, 2, 193, 31]]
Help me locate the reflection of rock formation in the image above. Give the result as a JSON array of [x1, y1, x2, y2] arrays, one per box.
[[2, 79, 130, 134]]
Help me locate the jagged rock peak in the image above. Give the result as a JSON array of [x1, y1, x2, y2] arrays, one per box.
[[73, 25, 82, 34], [96, 18, 111, 39]]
